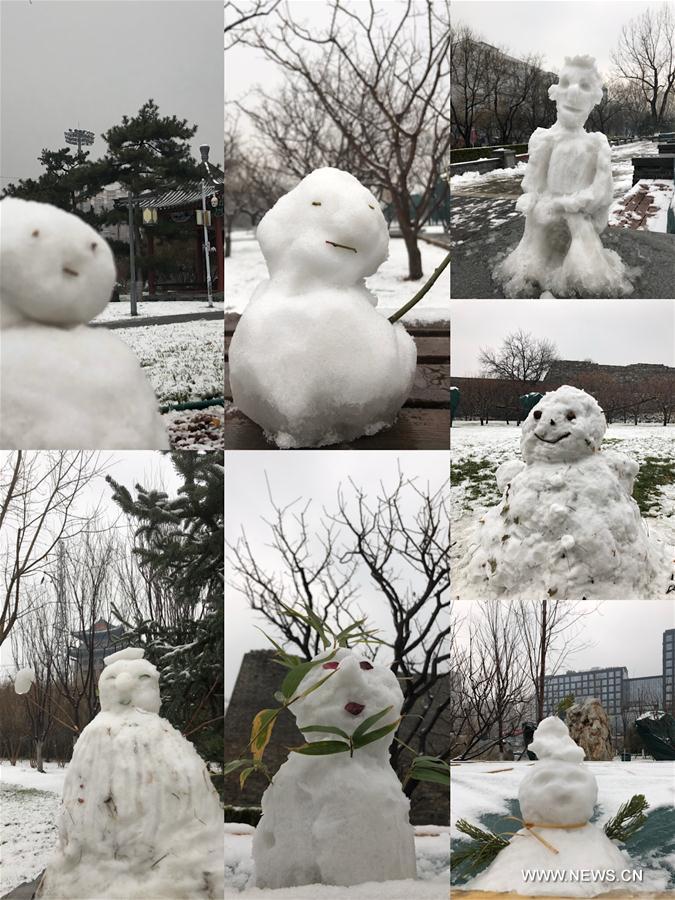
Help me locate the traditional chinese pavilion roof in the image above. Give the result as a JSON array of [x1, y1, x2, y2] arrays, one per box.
[[114, 179, 223, 211]]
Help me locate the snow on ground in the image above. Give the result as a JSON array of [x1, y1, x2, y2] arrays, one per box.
[[114, 319, 224, 405], [451, 760, 675, 889], [164, 404, 223, 450], [609, 179, 674, 233], [451, 423, 675, 598], [224, 231, 449, 324], [224, 823, 449, 898], [94, 299, 224, 322], [1, 761, 66, 893], [450, 160, 528, 190]]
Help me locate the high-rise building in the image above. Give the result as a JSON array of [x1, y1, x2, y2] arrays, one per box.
[[544, 667, 627, 736], [664, 629, 675, 715]]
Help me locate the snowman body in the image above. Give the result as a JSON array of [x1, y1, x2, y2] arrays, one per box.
[[253, 648, 417, 888], [0, 198, 168, 449], [39, 649, 223, 900], [459, 385, 666, 600], [229, 168, 417, 448], [469, 717, 630, 897]]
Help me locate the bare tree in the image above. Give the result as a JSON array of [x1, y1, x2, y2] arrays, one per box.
[[514, 598, 595, 722], [0, 452, 106, 646], [450, 26, 496, 147], [224, 0, 282, 47], [612, 5, 675, 131], [233, 0, 451, 280], [228, 469, 450, 790], [479, 329, 558, 384]]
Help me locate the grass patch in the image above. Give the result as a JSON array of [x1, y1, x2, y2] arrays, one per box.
[[451, 456, 500, 504], [0, 784, 51, 799], [633, 455, 675, 516]]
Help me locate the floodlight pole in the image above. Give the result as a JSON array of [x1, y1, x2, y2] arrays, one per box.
[[127, 191, 138, 317], [200, 144, 214, 309]]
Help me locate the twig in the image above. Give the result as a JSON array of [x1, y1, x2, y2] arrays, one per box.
[[388, 251, 450, 324]]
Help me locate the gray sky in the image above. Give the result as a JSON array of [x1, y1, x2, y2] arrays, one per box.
[[455, 600, 674, 679], [0, 1, 223, 187], [452, 0, 673, 77], [224, 450, 449, 696], [451, 299, 675, 375]]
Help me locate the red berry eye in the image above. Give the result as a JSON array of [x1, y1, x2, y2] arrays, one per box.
[[322, 661, 339, 670], [360, 661, 373, 670]]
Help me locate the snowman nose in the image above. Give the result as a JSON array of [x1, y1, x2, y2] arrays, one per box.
[[116, 672, 133, 693], [90, 242, 98, 252], [549, 418, 556, 426]]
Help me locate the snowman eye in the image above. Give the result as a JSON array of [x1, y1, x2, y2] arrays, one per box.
[[368, 204, 375, 210], [311, 201, 322, 206], [360, 661, 373, 670], [138, 674, 151, 680], [533, 410, 542, 420], [322, 661, 339, 670], [566, 411, 576, 421], [32, 229, 40, 237]]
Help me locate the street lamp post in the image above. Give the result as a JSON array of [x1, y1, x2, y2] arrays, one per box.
[[127, 191, 138, 317], [199, 144, 214, 309]]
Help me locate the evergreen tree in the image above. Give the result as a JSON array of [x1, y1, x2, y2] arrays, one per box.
[[107, 453, 224, 769]]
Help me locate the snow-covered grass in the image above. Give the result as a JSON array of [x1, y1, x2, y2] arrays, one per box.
[[451, 423, 675, 597], [450, 160, 528, 189], [1, 760, 66, 893], [224, 231, 449, 324], [451, 759, 675, 889], [224, 823, 449, 897], [114, 319, 224, 404], [94, 299, 224, 322]]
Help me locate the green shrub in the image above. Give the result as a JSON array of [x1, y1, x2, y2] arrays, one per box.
[[450, 144, 528, 164], [224, 805, 262, 826]]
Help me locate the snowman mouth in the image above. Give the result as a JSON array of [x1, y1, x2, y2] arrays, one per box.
[[535, 432, 571, 444], [62, 266, 79, 277], [326, 240, 357, 254], [344, 702, 365, 716]]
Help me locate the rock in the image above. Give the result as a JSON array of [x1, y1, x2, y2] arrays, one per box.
[[566, 697, 614, 761]]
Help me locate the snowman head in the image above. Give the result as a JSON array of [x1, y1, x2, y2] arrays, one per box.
[[98, 648, 161, 715], [519, 716, 597, 826], [0, 198, 116, 329], [549, 56, 604, 130], [256, 168, 389, 288], [521, 385, 606, 464], [291, 647, 403, 756]]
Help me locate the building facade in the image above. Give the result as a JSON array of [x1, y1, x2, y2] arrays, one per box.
[[544, 667, 627, 740], [664, 629, 675, 715]]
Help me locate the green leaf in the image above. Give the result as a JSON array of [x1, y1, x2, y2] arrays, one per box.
[[409, 767, 450, 786], [249, 708, 279, 762], [280, 651, 336, 701], [299, 724, 350, 740], [239, 766, 255, 789], [352, 706, 393, 742], [352, 718, 401, 749], [291, 740, 351, 756], [223, 759, 251, 777]]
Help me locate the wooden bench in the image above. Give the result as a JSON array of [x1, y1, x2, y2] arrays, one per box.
[[224, 314, 449, 449], [610, 179, 675, 232], [632, 155, 675, 185]]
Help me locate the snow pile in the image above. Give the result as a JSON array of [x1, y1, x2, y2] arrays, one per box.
[[467, 717, 665, 896], [37, 649, 223, 900], [253, 648, 416, 889], [454, 386, 670, 601], [450, 160, 528, 188], [0, 198, 168, 449], [493, 57, 633, 298], [228, 168, 417, 448], [13, 666, 36, 694]]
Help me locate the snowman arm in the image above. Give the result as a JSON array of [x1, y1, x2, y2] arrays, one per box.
[[603, 449, 639, 492], [496, 459, 525, 491]]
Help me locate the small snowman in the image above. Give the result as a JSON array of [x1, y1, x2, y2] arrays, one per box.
[[38, 648, 223, 900], [469, 717, 633, 897], [253, 648, 417, 888], [229, 167, 417, 448], [458, 385, 667, 600], [0, 198, 168, 449]]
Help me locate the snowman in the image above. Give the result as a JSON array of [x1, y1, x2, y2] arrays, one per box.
[[38, 648, 223, 900], [468, 717, 634, 896], [253, 647, 417, 888], [494, 56, 630, 298], [0, 198, 168, 449], [229, 167, 417, 448], [457, 385, 668, 600]]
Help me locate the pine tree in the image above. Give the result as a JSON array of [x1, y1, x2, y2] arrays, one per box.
[[107, 452, 224, 769]]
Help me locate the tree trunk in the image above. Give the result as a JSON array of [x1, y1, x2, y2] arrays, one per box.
[[225, 235, 231, 258], [36, 738, 45, 774], [400, 225, 423, 280]]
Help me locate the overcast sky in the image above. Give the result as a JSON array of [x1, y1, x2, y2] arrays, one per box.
[[0, 1, 223, 187], [224, 450, 449, 695], [455, 600, 674, 680], [452, 0, 673, 77], [451, 299, 675, 375]]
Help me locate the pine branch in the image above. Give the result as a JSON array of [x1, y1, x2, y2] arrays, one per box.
[[604, 794, 649, 843], [452, 819, 510, 873]]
